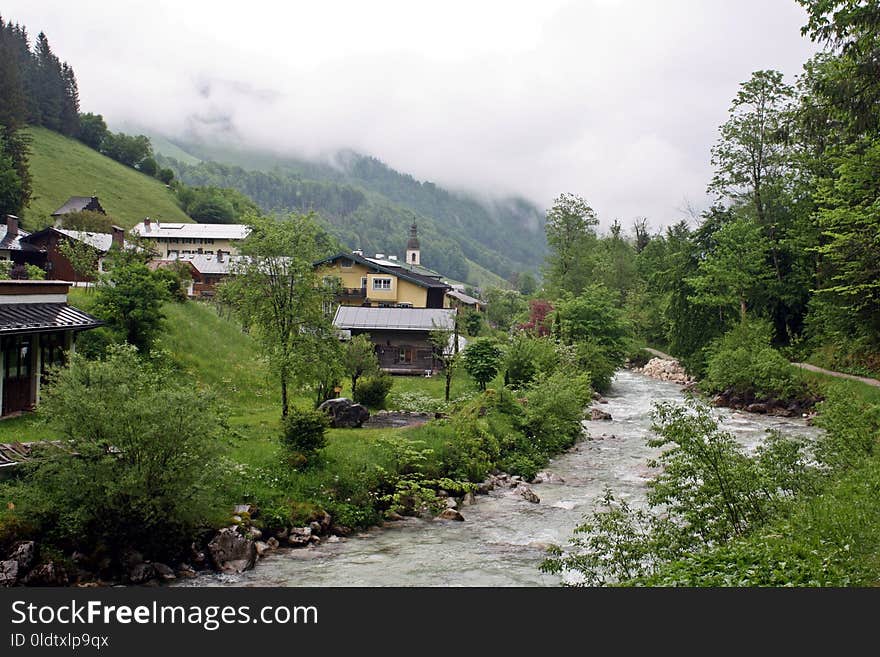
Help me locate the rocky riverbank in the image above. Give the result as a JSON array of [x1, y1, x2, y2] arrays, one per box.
[[629, 357, 695, 385], [626, 353, 819, 418], [708, 388, 821, 418], [0, 466, 554, 588]]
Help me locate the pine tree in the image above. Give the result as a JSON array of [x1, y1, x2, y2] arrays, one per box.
[[33, 31, 65, 131], [60, 61, 80, 136], [0, 20, 28, 129]]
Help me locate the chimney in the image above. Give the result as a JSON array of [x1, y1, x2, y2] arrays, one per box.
[[111, 225, 125, 249], [388, 255, 398, 261], [143, 217, 151, 231], [375, 253, 385, 260], [4, 215, 18, 236], [353, 249, 364, 256]]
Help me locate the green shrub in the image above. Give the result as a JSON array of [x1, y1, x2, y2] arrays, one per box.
[[813, 384, 880, 470], [625, 346, 651, 368], [281, 407, 329, 462], [524, 370, 591, 452], [574, 341, 616, 392], [14, 345, 226, 565], [353, 373, 393, 408], [25, 264, 46, 280], [499, 452, 542, 481], [462, 338, 504, 390], [504, 333, 559, 388], [703, 320, 808, 400]]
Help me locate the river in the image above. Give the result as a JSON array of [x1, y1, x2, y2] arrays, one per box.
[[183, 369, 821, 587]]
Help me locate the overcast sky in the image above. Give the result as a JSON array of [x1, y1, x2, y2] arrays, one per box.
[[5, 0, 818, 228]]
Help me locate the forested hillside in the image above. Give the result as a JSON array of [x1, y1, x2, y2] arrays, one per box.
[[155, 141, 545, 284]]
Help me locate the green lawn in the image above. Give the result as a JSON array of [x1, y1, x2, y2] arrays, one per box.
[[22, 126, 191, 230], [0, 295, 479, 488]]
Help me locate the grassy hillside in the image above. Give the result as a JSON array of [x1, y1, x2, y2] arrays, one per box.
[[22, 127, 191, 230]]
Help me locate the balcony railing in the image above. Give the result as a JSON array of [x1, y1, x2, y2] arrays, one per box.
[[340, 287, 367, 297]]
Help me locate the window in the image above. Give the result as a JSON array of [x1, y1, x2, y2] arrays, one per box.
[[340, 258, 354, 269], [398, 347, 414, 364], [360, 277, 367, 289], [40, 333, 65, 375], [372, 277, 392, 290]]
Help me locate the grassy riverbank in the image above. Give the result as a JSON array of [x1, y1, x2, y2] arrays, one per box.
[[0, 297, 591, 578]]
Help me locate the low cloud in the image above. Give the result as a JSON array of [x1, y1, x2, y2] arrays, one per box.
[[5, 0, 817, 228]]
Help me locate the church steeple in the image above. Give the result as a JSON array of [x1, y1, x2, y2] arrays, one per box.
[[406, 223, 420, 266]]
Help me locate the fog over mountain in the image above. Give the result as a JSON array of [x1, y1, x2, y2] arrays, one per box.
[[4, 0, 816, 227]]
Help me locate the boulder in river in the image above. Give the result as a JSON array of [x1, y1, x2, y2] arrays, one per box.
[[318, 398, 370, 428], [8, 541, 35, 571], [0, 560, 19, 587], [208, 527, 256, 573], [437, 509, 465, 521], [516, 485, 540, 504], [153, 562, 176, 581], [288, 527, 313, 547], [22, 561, 69, 586], [591, 408, 613, 421]]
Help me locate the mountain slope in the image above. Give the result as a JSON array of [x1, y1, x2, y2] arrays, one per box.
[[154, 138, 545, 283], [22, 127, 191, 230]]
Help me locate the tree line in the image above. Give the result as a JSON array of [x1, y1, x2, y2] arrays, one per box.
[[538, 0, 880, 377]]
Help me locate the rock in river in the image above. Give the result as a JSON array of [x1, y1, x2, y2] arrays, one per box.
[[208, 527, 256, 573], [591, 408, 613, 421], [516, 485, 540, 504]]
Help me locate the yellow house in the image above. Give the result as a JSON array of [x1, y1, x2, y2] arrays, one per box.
[[315, 252, 451, 309]]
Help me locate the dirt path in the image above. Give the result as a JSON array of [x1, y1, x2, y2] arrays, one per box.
[[642, 348, 880, 388], [791, 362, 880, 388], [643, 347, 675, 360]]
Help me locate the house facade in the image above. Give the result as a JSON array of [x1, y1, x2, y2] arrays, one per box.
[[149, 252, 239, 299], [21, 226, 127, 282], [333, 306, 456, 374], [315, 252, 451, 309], [130, 219, 250, 258], [0, 280, 102, 417]]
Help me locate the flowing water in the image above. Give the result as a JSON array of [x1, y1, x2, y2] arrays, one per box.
[[184, 370, 821, 587]]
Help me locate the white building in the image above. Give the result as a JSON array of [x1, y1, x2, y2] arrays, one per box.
[[130, 219, 251, 258]]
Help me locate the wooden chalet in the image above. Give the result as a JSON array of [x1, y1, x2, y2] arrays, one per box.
[[0, 280, 102, 417], [332, 306, 457, 374]]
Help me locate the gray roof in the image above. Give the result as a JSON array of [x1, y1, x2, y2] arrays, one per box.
[[56, 229, 113, 252], [132, 222, 251, 240], [315, 252, 450, 290], [333, 306, 456, 331], [51, 196, 100, 216], [0, 225, 36, 252], [446, 289, 482, 306], [164, 253, 242, 274], [0, 303, 103, 335]]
